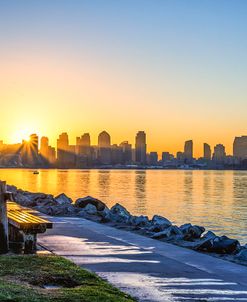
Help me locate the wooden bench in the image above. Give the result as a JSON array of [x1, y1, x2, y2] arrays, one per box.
[[7, 201, 53, 254]]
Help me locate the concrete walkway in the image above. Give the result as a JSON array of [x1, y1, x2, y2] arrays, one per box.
[[39, 217, 247, 302]]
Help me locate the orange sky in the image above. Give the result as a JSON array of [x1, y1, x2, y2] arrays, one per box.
[[0, 1, 246, 158]]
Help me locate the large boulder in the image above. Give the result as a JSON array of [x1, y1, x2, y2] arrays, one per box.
[[81, 204, 98, 215], [180, 223, 205, 241], [110, 203, 131, 223], [14, 192, 36, 207], [196, 235, 240, 254], [151, 215, 171, 228], [130, 215, 150, 227], [75, 196, 106, 211], [55, 193, 72, 205], [151, 225, 183, 240]]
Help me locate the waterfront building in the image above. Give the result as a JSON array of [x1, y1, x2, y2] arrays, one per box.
[[149, 152, 158, 166], [213, 144, 226, 163], [57, 132, 75, 167], [184, 140, 193, 162], [120, 141, 132, 164], [111, 144, 123, 165], [176, 151, 184, 161], [135, 131, 147, 165], [40, 136, 49, 159], [233, 136, 247, 160], [76, 133, 92, 167], [21, 134, 39, 166], [98, 131, 111, 165], [162, 152, 174, 163], [203, 143, 211, 160]]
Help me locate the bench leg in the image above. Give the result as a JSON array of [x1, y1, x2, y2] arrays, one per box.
[[24, 233, 37, 254], [8, 224, 24, 254]]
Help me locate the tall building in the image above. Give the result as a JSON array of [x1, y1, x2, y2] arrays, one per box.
[[203, 143, 211, 160], [233, 136, 247, 159], [184, 140, 193, 161], [40, 136, 49, 159], [135, 131, 147, 165], [213, 144, 226, 163], [120, 141, 132, 164], [98, 131, 111, 148], [22, 134, 39, 166], [98, 131, 111, 165], [76, 133, 91, 167], [57, 132, 75, 167]]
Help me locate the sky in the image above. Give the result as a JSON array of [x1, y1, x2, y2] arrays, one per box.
[[0, 0, 246, 157]]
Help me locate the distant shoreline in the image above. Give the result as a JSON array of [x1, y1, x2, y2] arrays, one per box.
[[0, 167, 247, 171]]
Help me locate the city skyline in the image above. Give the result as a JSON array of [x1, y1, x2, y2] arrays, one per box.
[[1, 131, 247, 163], [2, 129, 247, 159], [1, 1, 247, 157]]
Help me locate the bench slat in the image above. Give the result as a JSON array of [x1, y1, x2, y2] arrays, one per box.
[[7, 201, 53, 230]]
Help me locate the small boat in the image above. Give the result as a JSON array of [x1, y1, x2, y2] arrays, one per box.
[[33, 170, 39, 175]]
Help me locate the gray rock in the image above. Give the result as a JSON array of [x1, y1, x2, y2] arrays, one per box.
[[36, 204, 76, 216], [75, 196, 106, 211], [110, 203, 131, 223], [14, 192, 37, 207], [196, 235, 240, 254], [83, 204, 98, 215], [7, 185, 18, 193], [130, 215, 150, 227], [180, 223, 205, 240], [236, 249, 247, 261], [55, 193, 72, 205], [36, 198, 57, 207], [151, 215, 171, 228], [151, 225, 183, 240]]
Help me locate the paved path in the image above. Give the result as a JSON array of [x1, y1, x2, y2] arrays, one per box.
[[39, 217, 247, 302]]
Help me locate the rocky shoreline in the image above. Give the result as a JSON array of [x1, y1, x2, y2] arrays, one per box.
[[7, 184, 247, 265]]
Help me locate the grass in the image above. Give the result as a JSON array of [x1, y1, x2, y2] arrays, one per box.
[[0, 254, 136, 302]]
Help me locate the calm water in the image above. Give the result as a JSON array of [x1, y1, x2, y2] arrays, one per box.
[[1, 169, 247, 243]]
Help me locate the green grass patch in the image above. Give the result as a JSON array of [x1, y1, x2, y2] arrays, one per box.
[[0, 254, 136, 302]]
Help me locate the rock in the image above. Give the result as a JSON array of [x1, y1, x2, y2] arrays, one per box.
[[55, 193, 72, 205], [7, 185, 18, 193], [202, 231, 217, 240], [196, 235, 240, 254], [82, 204, 97, 215], [14, 192, 37, 207], [151, 225, 183, 240], [130, 215, 150, 227], [36, 198, 57, 206], [236, 249, 247, 261], [110, 203, 131, 223], [147, 224, 171, 233], [180, 223, 205, 240], [75, 196, 106, 211], [35, 204, 76, 216], [151, 215, 171, 228]]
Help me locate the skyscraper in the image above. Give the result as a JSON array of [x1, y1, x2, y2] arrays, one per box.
[[203, 143, 211, 160], [135, 131, 147, 165], [213, 144, 226, 163], [233, 136, 247, 159], [40, 136, 49, 159], [184, 140, 193, 161], [98, 131, 111, 147], [57, 132, 75, 167], [98, 131, 111, 164], [120, 141, 132, 164]]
